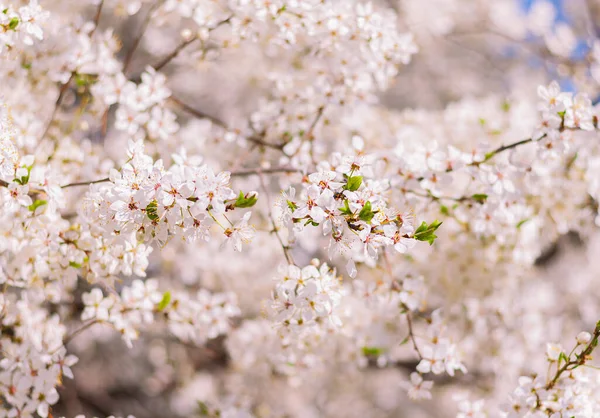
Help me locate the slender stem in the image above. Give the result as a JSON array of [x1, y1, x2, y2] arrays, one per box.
[[482, 137, 535, 162], [40, 76, 73, 141], [153, 36, 198, 72], [61, 177, 110, 188], [62, 319, 102, 348], [170, 97, 287, 150], [230, 166, 300, 177], [258, 172, 293, 265], [90, 0, 105, 35], [58, 166, 299, 189], [152, 15, 233, 72], [122, 1, 162, 74], [168, 96, 228, 128], [406, 311, 423, 359], [545, 322, 600, 390]]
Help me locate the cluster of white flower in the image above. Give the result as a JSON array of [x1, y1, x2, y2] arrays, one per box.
[[80, 278, 239, 348], [0, 293, 77, 418], [281, 147, 440, 278], [267, 261, 342, 369], [0, 0, 48, 53], [503, 325, 600, 417], [80, 138, 256, 250], [4, 0, 600, 416], [94, 67, 179, 141]]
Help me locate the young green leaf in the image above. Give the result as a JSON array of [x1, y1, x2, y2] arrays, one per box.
[[146, 200, 159, 221], [234, 191, 258, 208], [157, 291, 172, 311], [361, 346, 384, 357], [471, 194, 488, 204], [345, 175, 363, 191], [414, 220, 443, 245], [339, 199, 353, 216], [28, 199, 47, 212], [8, 17, 18, 30], [358, 201, 374, 222]]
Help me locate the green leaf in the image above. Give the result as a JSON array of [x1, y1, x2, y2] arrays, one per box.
[[440, 205, 449, 216], [414, 220, 443, 245], [558, 351, 568, 365], [74, 73, 97, 87], [197, 401, 210, 416], [157, 291, 171, 311], [287, 200, 297, 211], [516, 218, 530, 229], [234, 191, 258, 208], [28, 199, 47, 212], [146, 200, 159, 221], [362, 346, 384, 357], [8, 17, 18, 30], [14, 164, 33, 185], [483, 151, 495, 161], [358, 201, 374, 222], [69, 261, 82, 269], [339, 199, 352, 216], [471, 194, 488, 204], [345, 175, 363, 191]]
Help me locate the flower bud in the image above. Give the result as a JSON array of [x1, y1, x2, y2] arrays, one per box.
[[577, 331, 592, 345]]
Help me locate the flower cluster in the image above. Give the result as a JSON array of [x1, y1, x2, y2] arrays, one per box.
[[0, 293, 77, 417], [282, 150, 440, 277], [81, 139, 256, 249], [80, 279, 240, 347], [94, 67, 179, 141], [3, 0, 600, 416], [0, 0, 47, 53], [503, 325, 600, 418]]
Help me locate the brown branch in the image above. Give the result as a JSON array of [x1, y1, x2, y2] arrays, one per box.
[[40, 76, 73, 141], [153, 15, 233, 72], [90, 0, 104, 34], [58, 166, 298, 189], [62, 319, 103, 347], [230, 166, 300, 177], [168, 96, 228, 128], [61, 178, 110, 188], [122, 1, 163, 74], [405, 311, 423, 359], [258, 172, 294, 265], [546, 321, 600, 390], [153, 36, 198, 72]]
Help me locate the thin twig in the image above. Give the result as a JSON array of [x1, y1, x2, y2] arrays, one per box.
[[168, 96, 228, 128], [90, 0, 105, 35], [406, 311, 423, 359], [546, 322, 600, 390], [153, 36, 198, 71], [152, 15, 233, 72], [258, 172, 293, 265], [40, 76, 73, 141], [122, 1, 163, 74], [61, 177, 110, 188], [483, 138, 534, 161], [58, 166, 298, 188], [231, 166, 300, 177], [62, 319, 102, 347]]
